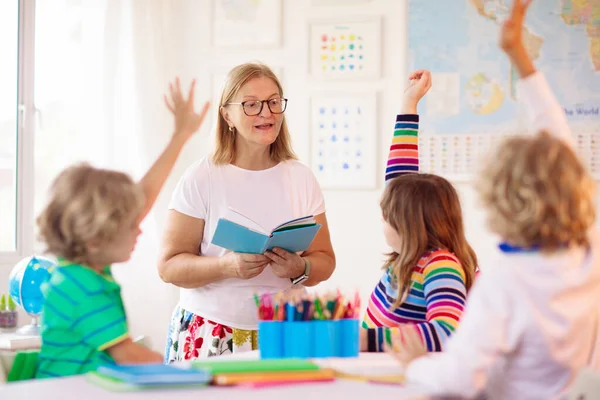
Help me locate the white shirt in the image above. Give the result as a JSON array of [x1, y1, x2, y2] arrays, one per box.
[[169, 158, 325, 330], [405, 73, 600, 399]]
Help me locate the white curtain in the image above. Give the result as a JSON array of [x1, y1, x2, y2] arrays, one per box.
[[101, 0, 181, 352]]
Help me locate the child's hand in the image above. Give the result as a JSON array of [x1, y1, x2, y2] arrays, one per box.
[[498, 0, 536, 78], [402, 70, 432, 114], [499, 0, 532, 55], [164, 77, 210, 142], [386, 326, 428, 367]]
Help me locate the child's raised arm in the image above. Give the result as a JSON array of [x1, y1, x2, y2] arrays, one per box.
[[501, 0, 573, 145], [137, 78, 210, 222], [385, 70, 431, 183], [396, 2, 573, 396]]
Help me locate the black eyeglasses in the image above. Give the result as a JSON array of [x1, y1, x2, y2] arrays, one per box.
[[226, 97, 288, 116]]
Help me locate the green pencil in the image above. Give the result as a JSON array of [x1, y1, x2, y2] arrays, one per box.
[[253, 293, 260, 307]]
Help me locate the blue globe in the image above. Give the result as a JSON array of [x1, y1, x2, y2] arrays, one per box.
[[8, 256, 56, 316]]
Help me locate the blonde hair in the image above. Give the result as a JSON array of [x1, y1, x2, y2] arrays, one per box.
[[478, 131, 595, 252], [381, 174, 478, 308], [213, 62, 297, 164], [37, 163, 144, 265]]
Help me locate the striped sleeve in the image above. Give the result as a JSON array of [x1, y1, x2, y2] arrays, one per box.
[[385, 114, 419, 183], [413, 256, 468, 352], [361, 271, 402, 353]]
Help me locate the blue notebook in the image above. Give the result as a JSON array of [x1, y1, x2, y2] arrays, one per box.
[[95, 364, 211, 386], [211, 214, 322, 254]]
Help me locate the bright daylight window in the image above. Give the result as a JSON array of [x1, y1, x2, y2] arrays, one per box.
[[0, 1, 20, 254], [1, 0, 109, 262]]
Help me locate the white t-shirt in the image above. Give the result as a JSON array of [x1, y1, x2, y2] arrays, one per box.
[[168, 157, 326, 330]]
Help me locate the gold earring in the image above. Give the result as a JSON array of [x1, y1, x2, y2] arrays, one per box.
[[229, 126, 234, 133]]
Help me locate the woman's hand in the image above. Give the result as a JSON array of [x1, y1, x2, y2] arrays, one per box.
[[164, 77, 210, 143], [401, 69, 432, 114], [220, 252, 270, 280], [264, 248, 305, 279]]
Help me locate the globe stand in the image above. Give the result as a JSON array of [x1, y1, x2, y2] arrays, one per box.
[[16, 314, 40, 336]]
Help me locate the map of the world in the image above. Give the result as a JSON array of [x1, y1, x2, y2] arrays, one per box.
[[409, 0, 600, 134]]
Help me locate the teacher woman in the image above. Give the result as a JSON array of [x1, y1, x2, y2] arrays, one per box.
[[158, 63, 336, 361]]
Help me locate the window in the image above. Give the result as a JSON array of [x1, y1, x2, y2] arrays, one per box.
[[1, 0, 109, 264], [33, 0, 109, 224], [0, 1, 20, 253]]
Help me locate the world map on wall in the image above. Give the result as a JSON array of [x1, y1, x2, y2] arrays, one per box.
[[409, 0, 600, 134]]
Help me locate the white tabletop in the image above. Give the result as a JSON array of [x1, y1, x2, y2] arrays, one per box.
[[1, 376, 431, 400], [0, 353, 432, 399]]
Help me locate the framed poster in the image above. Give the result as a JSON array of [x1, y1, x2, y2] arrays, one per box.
[[308, 17, 381, 80], [310, 92, 378, 189], [213, 0, 282, 48]]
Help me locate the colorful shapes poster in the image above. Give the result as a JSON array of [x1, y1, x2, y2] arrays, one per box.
[[310, 93, 377, 189], [308, 18, 381, 79]]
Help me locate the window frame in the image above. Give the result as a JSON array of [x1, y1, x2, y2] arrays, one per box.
[[0, 0, 35, 267]]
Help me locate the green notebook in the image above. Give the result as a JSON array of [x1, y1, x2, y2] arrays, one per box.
[[191, 359, 319, 374], [86, 372, 208, 392]]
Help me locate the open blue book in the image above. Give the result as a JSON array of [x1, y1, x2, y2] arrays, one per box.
[[211, 211, 322, 254], [94, 364, 211, 386]]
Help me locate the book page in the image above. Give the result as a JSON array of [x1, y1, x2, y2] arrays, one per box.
[[273, 216, 316, 232], [224, 207, 269, 234]]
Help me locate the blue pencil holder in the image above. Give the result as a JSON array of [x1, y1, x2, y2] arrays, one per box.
[[283, 321, 312, 358], [337, 319, 359, 358], [258, 321, 283, 359], [258, 319, 359, 359], [312, 320, 336, 358]]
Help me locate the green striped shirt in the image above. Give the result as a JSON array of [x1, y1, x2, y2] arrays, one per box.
[[35, 260, 129, 378]]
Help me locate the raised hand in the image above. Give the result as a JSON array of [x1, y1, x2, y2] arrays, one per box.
[[499, 0, 532, 54], [402, 69, 432, 114], [499, 0, 536, 78], [164, 77, 210, 142]]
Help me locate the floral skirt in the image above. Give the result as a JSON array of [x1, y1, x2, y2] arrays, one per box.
[[164, 304, 258, 363]]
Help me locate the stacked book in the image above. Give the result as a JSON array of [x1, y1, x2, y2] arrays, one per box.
[[86, 364, 211, 391], [191, 358, 334, 388]]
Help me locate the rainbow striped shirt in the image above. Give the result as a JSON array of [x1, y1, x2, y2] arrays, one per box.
[[362, 250, 468, 352], [385, 114, 419, 182], [362, 114, 468, 352]]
